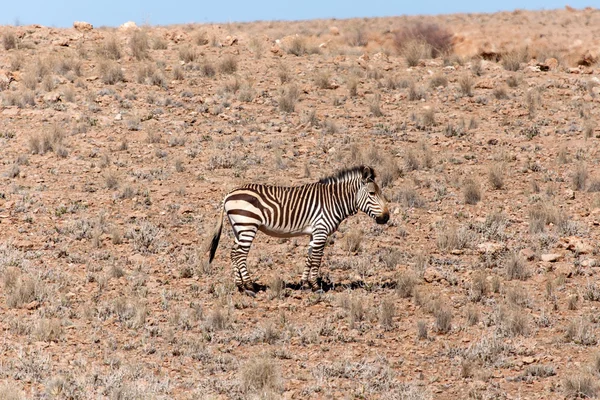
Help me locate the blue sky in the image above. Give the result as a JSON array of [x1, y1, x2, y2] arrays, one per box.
[[1, 1, 595, 28]]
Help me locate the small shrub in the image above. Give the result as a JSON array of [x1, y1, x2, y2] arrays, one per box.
[[2, 31, 17, 50], [433, 305, 452, 333], [563, 374, 598, 399], [343, 230, 363, 254], [395, 187, 425, 208], [314, 71, 332, 89], [278, 85, 298, 113], [403, 40, 431, 67], [429, 74, 448, 88], [379, 298, 395, 330], [241, 358, 281, 394], [130, 30, 150, 60], [507, 74, 520, 88], [501, 48, 528, 71], [436, 224, 471, 251], [218, 55, 238, 74], [393, 23, 453, 58], [200, 62, 216, 78], [369, 93, 383, 117], [408, 83, 426, 101], [286, 36, 306, 56], [463, 178, 481, 204], [417, 320, 428, 340], [99, 61, 124, 85], [99, 36, 121, 60], [396, 271, 417, 298], [179, 45, 199, 63], [493, 86, 509, 99], [572, 163, 588, 191], [458, 74, 474, 97], [488, 163, 505, 190]]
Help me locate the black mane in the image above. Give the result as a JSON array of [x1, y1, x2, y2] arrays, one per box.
[[318, 165, 375, 184]]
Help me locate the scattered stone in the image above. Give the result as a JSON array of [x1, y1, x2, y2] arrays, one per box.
[[581, 259, 597, 268], [43, 92, 61, 103], [223, 35, 238, 46], [564, 189, 575, 200], [329, 26, 340, 35], [423, 267, 443, 283], [73, 21, 93, 32], [541, 253, 561, 262], [478, 242, 505, 254], [519, 248, 536, 261], [120, 21, 138, 30]]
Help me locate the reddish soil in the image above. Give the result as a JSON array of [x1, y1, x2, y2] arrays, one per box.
[[1, 6, 600, 399]]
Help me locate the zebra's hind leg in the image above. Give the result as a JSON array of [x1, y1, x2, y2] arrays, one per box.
[[231, 241, 257, 297], [302, 234, 327, 293]]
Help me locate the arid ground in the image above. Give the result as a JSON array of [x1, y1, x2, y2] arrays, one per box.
[[1, 6, 600, 399]]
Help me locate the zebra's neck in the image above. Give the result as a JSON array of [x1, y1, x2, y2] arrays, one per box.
[[323, 179, 361, 221]]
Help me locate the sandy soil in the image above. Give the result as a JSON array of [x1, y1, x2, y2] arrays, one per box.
[[1, 6, 600, 399]]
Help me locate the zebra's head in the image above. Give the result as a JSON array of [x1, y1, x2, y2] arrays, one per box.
[[357, 166, 389, 225]]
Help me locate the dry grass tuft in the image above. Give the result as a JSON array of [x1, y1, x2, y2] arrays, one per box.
[[278, 85, 299, 113], [343, 230, 363, 254], [458, 74, 474, 97], [463, 178, 482, 204], [393, 22, 453, 58], [488, 163, 505, 189], [130, 29, 150, 60], [241, 357, 281, 394], [505, 252, 530, 281]]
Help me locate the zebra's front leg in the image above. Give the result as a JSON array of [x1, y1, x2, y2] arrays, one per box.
[[231, 241, 256, 296], [301, 234, 328, 292]]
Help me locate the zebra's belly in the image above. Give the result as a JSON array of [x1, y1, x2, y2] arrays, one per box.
[[258, 224, 313, 238]]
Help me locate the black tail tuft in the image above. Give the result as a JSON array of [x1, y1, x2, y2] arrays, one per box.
[[208, 224, 222, 264]]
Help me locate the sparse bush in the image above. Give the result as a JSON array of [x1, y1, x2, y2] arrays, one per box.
[[200, 61, 216, 78], [2, 31, 17, 50], [403, 40, 431, 67], [218, 55, 238, 74], [565, 317, 597, 346], [98, 36, 121, 60], [343, 230, 363, 254], [507, 74, 520, 88], [469, 271, 488, 302], [504, 252, 531, 281], [429, 74, 448, 88], [463, 178, 481, 204], [396, 271, 417, 298], [278, 85, 298, 113], [572, 163, 588, 191], [433, 304, 452, 333], [379, 298, 395, 330], [314, 71, 332, 89], [369, 93, 383, 116], [563, 374, 598, 399], [417, 320, 428, 340], [458, 74, 474, 97], [130, 29, 150, 60], [395, 186, 425, 208], [241, 358, 281, 394], [502, 48, 529, 71], [493, 86, 509, 99], [179, 45, 199, 63], [99, 61, 124, 85], [408, 82, 426, 101], [393, 23, 453, 58], [286, 36, 306, 56], [488, 163, 505, 189], [436, 224, 472, 251]]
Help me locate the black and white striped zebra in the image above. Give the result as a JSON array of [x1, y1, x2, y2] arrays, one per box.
[[208, 165, 389, 295]]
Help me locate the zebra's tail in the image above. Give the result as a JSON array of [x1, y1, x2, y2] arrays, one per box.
[[208, 203, 225, 264]]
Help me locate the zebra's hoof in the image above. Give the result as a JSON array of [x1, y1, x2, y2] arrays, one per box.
[[244, 289, 257, 298]]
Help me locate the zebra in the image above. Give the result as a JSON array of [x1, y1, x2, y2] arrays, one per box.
[[208, 165, 389, 295]]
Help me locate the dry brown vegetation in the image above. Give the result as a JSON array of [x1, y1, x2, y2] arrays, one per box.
[[0, 8, 600, 398]]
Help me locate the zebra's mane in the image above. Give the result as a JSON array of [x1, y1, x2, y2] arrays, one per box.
[[318, 165, 375, 184]]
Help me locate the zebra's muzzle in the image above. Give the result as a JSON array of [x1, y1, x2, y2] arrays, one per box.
[[375, 213, 389, 224]]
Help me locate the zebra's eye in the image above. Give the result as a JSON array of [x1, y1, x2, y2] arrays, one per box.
[[368, 191, 376, 196]]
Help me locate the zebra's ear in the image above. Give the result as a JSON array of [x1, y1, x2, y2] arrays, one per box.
[[362, 166, 375, 182]]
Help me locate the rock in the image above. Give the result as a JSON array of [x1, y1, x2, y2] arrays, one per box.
[[73, 21, 93, 31], [478, 242, 505, 254], [223, 35, 238, 46], [120, 21, 138, 30], [372, 52, 389, 62], [44, 92, 61, 103], [543, 58, 559, 70], [357, 53, 370, 69], [568, 67, 581, 74], [475, 79, 494, 89], [563, 237, 594, 254], [114, 113, 122, 121], [581, 258, 597, 268], [541, 253, 561, 262], [423, 267, 443, 283], [522, 356, 536, 365], [270, 45, 283, 56], [519, 248, 536, 261], [329, 26, 340, 36], [564, 189, 575, 200]]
